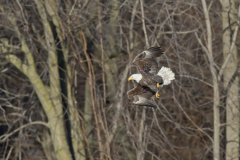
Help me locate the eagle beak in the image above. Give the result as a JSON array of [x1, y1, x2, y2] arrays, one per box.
[[128, 76, 133, 81], [156, 83, 161, 88], [155, 92, 160, 98]]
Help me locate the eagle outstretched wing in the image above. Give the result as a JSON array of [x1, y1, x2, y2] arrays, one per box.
[[133, 47, 164, 61], [127, 83, 157, 108], [133, 47, 164, 74], [127, 83, 154, 100], [132, 95, 158, 107]]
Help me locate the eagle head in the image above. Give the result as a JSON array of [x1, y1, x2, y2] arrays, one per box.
[[128, 74, 142, 83]]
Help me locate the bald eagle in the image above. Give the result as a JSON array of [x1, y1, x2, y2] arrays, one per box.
[[131, 47, 166, 93], [127, 47, 175, 107], [128, 66, 175, 98]]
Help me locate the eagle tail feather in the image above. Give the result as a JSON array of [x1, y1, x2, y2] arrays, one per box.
[[157, 66, 175, 85]]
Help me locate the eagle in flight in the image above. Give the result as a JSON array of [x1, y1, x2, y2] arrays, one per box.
[[127, 47, 175, 107]]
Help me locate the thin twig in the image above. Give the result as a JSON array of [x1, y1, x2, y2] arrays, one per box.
[[139, 0, 149, 48], [0, 121, 48, 142], [129, 0, 139, 50]]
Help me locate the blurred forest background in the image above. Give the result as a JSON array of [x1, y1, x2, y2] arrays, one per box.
[[0, 0, 239, 160]]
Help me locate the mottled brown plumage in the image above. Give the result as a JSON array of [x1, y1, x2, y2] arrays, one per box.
[[133, 47, 164, 74], [127, 47, 168, 106], [132, 95, 158, 107], [127, 83, 157, 107], [133, 47, 164, 92], [127, 84, 154, 100]]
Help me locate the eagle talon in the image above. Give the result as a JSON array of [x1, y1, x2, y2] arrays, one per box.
[[155, 92, 160, 98]]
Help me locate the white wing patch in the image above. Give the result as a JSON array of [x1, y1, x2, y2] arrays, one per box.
[[157, 66, 175, 85]]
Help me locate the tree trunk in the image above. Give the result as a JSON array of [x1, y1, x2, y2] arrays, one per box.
[[0, 1, 86, 159], [200, 0, 221, 159], [221, 0, 240, 160], [4, 44, 73, 160]]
